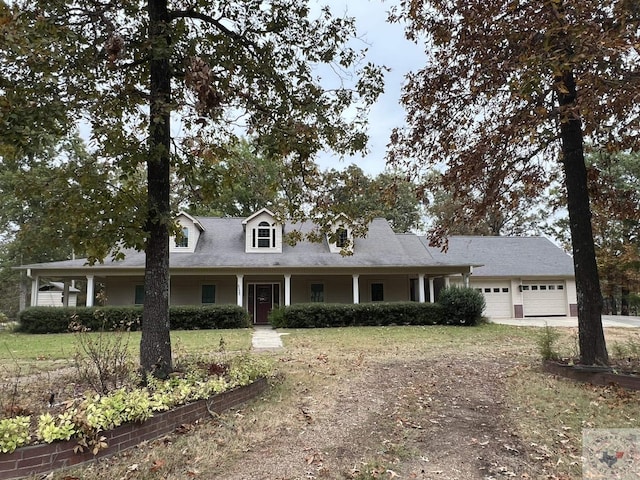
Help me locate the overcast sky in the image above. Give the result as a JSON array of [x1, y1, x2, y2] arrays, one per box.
[[314, 0, 426, 176]]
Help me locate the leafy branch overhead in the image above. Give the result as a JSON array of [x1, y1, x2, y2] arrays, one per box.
[[1, 0, 385, 377], [389, 0, 640, 365], [389, 0, 640, 242]]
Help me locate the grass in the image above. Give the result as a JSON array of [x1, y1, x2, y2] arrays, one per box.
[[3, 323, 640, 479], [0, 328, 253, 376]]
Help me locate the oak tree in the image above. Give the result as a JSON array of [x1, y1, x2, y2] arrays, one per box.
[[318, 165, 424, 233], [3, 1, 384, 377], [389, 0, 640, 364]]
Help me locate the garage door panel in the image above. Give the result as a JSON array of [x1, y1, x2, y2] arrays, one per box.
[[522, 282, 566, 316], [472, 281, 512, 319]]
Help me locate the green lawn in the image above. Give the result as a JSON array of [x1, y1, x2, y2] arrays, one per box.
[[0, 328, 253, 369]]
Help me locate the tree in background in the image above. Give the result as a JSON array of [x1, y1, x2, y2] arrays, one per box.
[[3, 1, 384, 377], [546, 151, 640, 315], [422, 172, 549, 237], [317, 165, 424, 234], [590, 152, 640, 315], [183, 138, 285, 218], [0, 134, 139, 318], [389, 0, 640, 365]]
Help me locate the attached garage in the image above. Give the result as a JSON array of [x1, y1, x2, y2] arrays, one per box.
[[426, 236, 578, 320], [474, 281, 513, 319], [522, 281, 567, 317]]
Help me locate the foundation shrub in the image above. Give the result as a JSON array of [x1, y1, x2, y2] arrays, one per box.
[[270, 302, 443, 328], [18, 305, 250, 334], [437, 286, 486, 326], [170, 305, 250, 329]]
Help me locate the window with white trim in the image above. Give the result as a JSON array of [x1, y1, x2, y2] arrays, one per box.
[[253, 221, 276, 248], [336, 228, 348, 248]]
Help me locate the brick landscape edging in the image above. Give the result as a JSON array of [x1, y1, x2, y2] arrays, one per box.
[[543, 361, 640, 390], [0, 377, 268, 480]]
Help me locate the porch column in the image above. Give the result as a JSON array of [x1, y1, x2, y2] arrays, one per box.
[[352, 274, 360, 304], [236, 274, 244, 307], [418, 274, 426, 303], [463, 273, 471, 288], [86, 275, 95, 307], [62, 282, 70, 307], [284, 274, 291, 306], [30, 274, 39, 307], [428, 278, 435, 304], [444, 276, 450, 288]]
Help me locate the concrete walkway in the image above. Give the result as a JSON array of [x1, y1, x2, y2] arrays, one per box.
[[251, 325, 284, 351], [491, 314, 640, 328]]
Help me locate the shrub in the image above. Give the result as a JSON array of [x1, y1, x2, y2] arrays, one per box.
[[437, 286, 485, 326], [268, 306, 286, 328], [272, 302, 443, 328], [18, 305, 250, 334], [170, 305, 250, 329], [536, 324, 562, 361], [72, 323, 136, 395]]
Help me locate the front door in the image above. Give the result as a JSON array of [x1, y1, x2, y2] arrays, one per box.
[[249, 283, 279, 324]]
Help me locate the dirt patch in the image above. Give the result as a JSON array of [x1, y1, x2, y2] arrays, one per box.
[[214, 356, 543, 480]]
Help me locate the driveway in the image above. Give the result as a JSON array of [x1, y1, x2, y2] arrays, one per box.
[[491, 314, 640, 328]]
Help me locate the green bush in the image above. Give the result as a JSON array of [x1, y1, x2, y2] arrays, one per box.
[[271, 302, 443, 328], [437, 286, 486, 326], [267, 306, 286, 328], [170, 305, 251, 329], [18, 305, 250, 334]]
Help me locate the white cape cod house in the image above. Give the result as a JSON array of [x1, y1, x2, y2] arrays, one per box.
[[18, 209, 577, 323]]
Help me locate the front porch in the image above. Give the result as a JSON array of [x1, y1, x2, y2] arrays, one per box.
[[26, 269, 472, 325]]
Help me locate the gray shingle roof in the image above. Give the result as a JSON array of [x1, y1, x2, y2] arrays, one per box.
[[20, 217, 467, 271], [421, 236, 575, 277]]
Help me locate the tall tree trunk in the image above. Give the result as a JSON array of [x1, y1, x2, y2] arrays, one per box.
[[557, 68, 608, 365], [141, 0, 172, 378], [621, 287, 630, 316]]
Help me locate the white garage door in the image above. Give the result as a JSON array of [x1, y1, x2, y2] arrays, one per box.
[[473, 282, 513, 319], [522, 282, 567, 316]]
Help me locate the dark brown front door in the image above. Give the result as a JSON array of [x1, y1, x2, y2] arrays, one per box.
[[254, 284, 273, 324]]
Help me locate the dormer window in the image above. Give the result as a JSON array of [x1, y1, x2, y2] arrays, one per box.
[[175, 227, 189, 248], [336, 228, 348, 248], [243, 208, 283, 253], [170, 212, 204, 253], [256, 221, 273, 248], [327, 214, 354, 254]]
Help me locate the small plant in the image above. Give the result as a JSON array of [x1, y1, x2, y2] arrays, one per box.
[[350, 460, 390, 480], [536, 324, 561, 361], [71, 316, 136, 394], [0, 416, 31, 453], [611, 338, 640, 361], [37, 411, 78, 443]]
